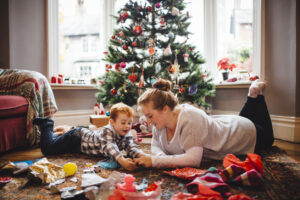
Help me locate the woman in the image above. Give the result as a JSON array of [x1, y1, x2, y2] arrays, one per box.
[[134, 79, 274, 168]]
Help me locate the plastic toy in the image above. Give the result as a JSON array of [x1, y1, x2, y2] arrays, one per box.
[[63, 162, 77, 176], [117, 174, 136, 192]]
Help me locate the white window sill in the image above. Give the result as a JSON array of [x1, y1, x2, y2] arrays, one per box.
[[51, 83, 98, 90], [215, 80, 251, 89]]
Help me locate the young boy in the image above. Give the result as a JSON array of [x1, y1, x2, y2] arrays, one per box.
[[33, 103, 144, 171]]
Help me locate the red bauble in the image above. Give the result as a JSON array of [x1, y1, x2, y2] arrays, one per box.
[[123, 12, 128, 19], [133, 25, 142, 34], [138, 6, 142, 11], [110, 88, 116, 95], [132, 41, 137, 47], [111, 35, 115, 39], [147, 6, 152, 11], [122, 44, 128, 50], [120, 62, 126, 68]]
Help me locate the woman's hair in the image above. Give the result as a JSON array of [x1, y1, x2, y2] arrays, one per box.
[[137, 78, 179, 110], [110, 102, 134, 120]]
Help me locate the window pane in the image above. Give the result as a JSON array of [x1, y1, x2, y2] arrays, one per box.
[[58, 0, 101, 84], [216, 0, 253, 77]]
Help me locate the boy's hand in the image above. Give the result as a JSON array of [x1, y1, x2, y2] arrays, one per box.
[[134, 154, 152, 168], [117, 157, 137, 171]]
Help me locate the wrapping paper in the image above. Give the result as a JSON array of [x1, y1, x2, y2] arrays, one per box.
[[163, 167, 206, 180], [29, 158, 66, 183]]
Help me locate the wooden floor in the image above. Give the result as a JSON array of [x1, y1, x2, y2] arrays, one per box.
[[0, 139, 299, 162]]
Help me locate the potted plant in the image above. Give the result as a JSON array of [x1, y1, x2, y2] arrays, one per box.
[[217, 57, 237, 81]]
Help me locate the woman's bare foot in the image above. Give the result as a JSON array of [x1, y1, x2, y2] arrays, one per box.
[[248, 80, 265, 98]]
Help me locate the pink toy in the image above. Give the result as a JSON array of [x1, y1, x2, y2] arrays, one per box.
[[117, 174, 136, 192]]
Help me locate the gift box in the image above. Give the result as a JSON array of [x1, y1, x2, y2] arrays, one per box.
[[90, 115, 110, 127]]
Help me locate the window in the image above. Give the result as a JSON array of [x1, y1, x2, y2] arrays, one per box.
[[187, 0, 261, 83], [48, 0, 104, 84], [48, 0, 261, 84]]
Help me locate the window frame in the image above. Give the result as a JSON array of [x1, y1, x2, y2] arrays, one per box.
[[203, 0, 262, 81], [47, 0, 263, 84]]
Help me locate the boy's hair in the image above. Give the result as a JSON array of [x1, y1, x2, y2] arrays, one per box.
[[110, 103, 134, 121]]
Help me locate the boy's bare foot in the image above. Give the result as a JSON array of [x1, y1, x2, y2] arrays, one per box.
[[53, 125, 72, 135], [248, 80, 265, 98]]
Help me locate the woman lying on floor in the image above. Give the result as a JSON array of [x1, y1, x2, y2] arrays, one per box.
[[134, 78, 274, 168]]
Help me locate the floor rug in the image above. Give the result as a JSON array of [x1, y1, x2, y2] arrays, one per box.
[[1, 144, 300, 200]]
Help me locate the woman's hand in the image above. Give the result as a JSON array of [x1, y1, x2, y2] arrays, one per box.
[[134, 154, 152, 168], [117, 156, 137, 171]]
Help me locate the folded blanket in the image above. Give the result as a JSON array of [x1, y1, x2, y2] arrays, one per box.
[[0, 69, 58, 146]]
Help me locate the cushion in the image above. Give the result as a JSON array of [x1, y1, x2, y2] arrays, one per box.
[[0, 95, 28, 118]]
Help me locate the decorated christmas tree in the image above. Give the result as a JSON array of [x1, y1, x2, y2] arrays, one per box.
[[96, 0, 215, 108]]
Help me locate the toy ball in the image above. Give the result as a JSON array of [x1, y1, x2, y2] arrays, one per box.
[[106, 111, 110, 116], [63, 162, 77, 176]]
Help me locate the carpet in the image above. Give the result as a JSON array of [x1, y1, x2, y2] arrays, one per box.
[[1, 144, 300, 200]]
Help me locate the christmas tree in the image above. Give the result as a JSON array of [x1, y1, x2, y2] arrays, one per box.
[[96, 0, 215, 108]]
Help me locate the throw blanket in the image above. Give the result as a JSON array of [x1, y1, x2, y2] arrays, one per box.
[[0, 69, 58, 146]]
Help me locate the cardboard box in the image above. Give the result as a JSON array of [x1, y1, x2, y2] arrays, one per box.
[[90, 115, 110, 127]]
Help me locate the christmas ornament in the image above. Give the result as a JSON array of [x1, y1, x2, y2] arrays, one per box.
[[120, 95, 125, 101], [115, 63, 121, 71], [133, 24, 142, 34], [138, 68, 145, 95], [105, 64, 112, 72], [132, 41, 137, 47], [170, 52, 180, 81], [183, 53, 189, 62], [186, 11, 190, 18], [160, 16, 165, 27], [189, 84, 198, 95], [150, 78, 157, 85], [155, 2, 161, 8], [122, 44, 128, 50], [120, 61, 126, 68], [111, 88, 116, 95], [129, 66, 137, 83], [129, 74, 137, 83], [168, 32, 174, 39], [146, 38, 155, 65], [147, 6, 152, 11], [171, 6, 179, 16], [164, 44, 172, 56], [180, 87, 184, 93], [111, 35, 115, 39], [118, 30, 125, 37], [123, 12, 128, 19], [138, 6, 142, 11]]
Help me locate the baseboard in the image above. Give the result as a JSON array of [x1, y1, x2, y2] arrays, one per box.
[[54, 109, 300, 143], [53, 109, 94, 126], [211, 110, 300, 143]]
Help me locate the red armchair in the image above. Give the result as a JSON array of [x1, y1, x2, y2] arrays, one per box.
[[0, 95, 29, 152]]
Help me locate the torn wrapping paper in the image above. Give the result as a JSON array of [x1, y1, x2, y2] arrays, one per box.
[[29, 158, 66, 183], [170, 191, 223, 200], [163, 167, 206, 180], [108, 181, 162, 200], [81, 173, 107, 188], [187, 172, 228, 191], [97, 158, 121, 169]]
